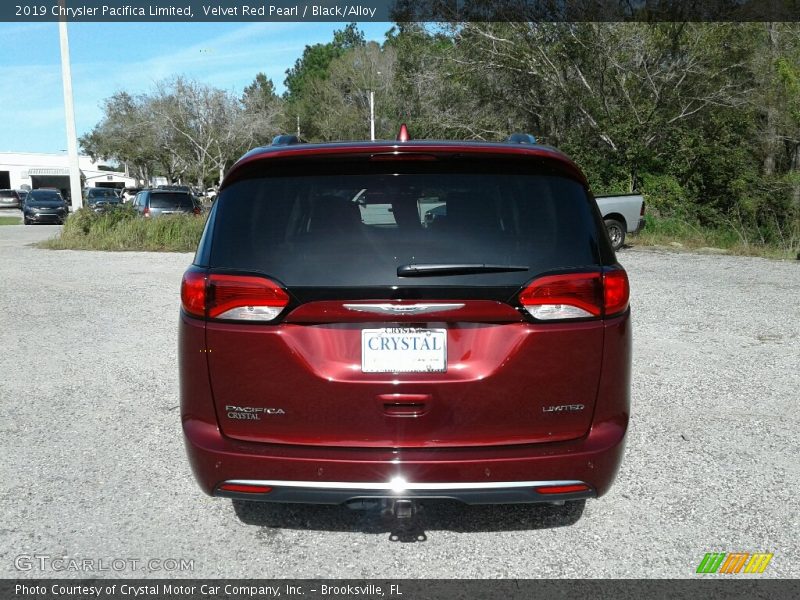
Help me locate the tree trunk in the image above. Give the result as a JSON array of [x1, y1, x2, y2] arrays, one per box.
[[763, 23, 779, 177], [763, 106, 778, 176], [791, 143, 800, 212]]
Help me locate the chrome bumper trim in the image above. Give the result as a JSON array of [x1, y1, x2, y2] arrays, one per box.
[[222, 478, 587, 491]]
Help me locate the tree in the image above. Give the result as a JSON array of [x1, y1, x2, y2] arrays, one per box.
[[241, 73, 284, 148], [282, 23, 366, 139], [82, 77, 280, 188], [448, 23, 753, 190], [79, 92, 162, 185], [306, 42, 397, 141], [152, 77, 250, 186], [284, 23, 366, 99]]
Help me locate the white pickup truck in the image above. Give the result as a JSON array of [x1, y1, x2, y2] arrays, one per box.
[[595, 194, 646, 250]]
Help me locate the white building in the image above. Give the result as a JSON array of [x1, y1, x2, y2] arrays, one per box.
[[0, 152, 136, 200]]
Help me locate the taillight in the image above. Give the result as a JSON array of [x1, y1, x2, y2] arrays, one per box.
[[208, 274, 289, 321], [519, 270, 629, 320], [519, 272, 603, 320], [180, 271, 289, 322], [640, 199, 646, 216], [181, 270, 206, 317], [603, 269, 630, 316], [193, 206, 201, 215], [143, 206, 150, 217]]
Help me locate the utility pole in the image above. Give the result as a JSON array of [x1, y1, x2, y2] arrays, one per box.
[[58, 1, 83, 210], [369, 90, 375, 141]]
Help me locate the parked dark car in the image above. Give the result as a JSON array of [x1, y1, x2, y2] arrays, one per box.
[[133, 190, 201, 217], [84, 187, 122, 212], [0, 189, 21, 209], [23, 189, 68, 224], [179, 130, 631, 518]]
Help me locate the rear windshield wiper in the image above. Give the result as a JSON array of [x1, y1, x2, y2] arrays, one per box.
[[397, 263, 529, 277]]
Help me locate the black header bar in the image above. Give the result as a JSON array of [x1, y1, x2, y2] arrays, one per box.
[[2, 579, 800, 600], [3, 0, 800, 22]]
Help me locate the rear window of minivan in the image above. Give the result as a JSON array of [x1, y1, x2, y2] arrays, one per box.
[[208, 160, 601, 288], [150, 193, 194, 209]]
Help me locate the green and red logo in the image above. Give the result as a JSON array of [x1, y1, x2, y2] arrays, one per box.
[[696, 552, 773, 574]]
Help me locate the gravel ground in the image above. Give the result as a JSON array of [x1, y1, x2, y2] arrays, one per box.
[[0, 222, 798, 579]]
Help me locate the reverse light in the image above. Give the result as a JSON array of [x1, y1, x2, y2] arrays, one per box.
[[519, 270, 629, 320], [209, 274, 289, 320], [180, 271, 290, 322], [519, 272, 603, 320], [218, 483, 273, 494]]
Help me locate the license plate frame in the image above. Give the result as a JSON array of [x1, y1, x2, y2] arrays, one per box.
[[361, 327, 447, 373]]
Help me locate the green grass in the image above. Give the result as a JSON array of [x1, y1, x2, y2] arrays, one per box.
[[631, 214, 800, 260], [38, 206, 206, 252], [0, 216, 21, 226]]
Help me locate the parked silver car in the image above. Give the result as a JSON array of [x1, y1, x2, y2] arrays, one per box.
[[132, 190, 200, 218], [0, 189, 21, 209]]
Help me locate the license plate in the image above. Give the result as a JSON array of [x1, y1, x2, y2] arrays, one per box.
[[361, 328, 447, 373]]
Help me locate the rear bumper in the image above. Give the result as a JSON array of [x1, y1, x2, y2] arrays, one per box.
[[183, 416, 626, 504], [634, 217, 646, 233], [215, 478, 595, 505], [180, 308, 631, 506]]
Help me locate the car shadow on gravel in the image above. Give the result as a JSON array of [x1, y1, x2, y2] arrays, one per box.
[[232, 499, 585, 541]]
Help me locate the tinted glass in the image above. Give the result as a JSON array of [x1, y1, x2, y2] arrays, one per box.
[[150, 193, 194, 209], [0, 190, 18, 198], [88, 188, 117, 197], [210, 162, 600, 288], [29, 190, 63, 202]]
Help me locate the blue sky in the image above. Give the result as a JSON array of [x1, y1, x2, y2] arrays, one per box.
[[0, 21, 392, 153]]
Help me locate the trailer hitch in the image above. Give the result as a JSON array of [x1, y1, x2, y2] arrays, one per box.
[[383, 499, 426, 542]]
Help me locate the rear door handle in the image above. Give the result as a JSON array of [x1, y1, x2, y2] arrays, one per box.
[[377, 394, 431, 417]]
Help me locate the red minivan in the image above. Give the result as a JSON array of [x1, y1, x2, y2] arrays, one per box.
[[180, 132, 630, 514]]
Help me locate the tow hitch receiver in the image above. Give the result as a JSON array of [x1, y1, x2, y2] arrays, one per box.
[[384, 500, 425, 542], [345, 499, 426, 541], [388, 499, 417, 519]]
